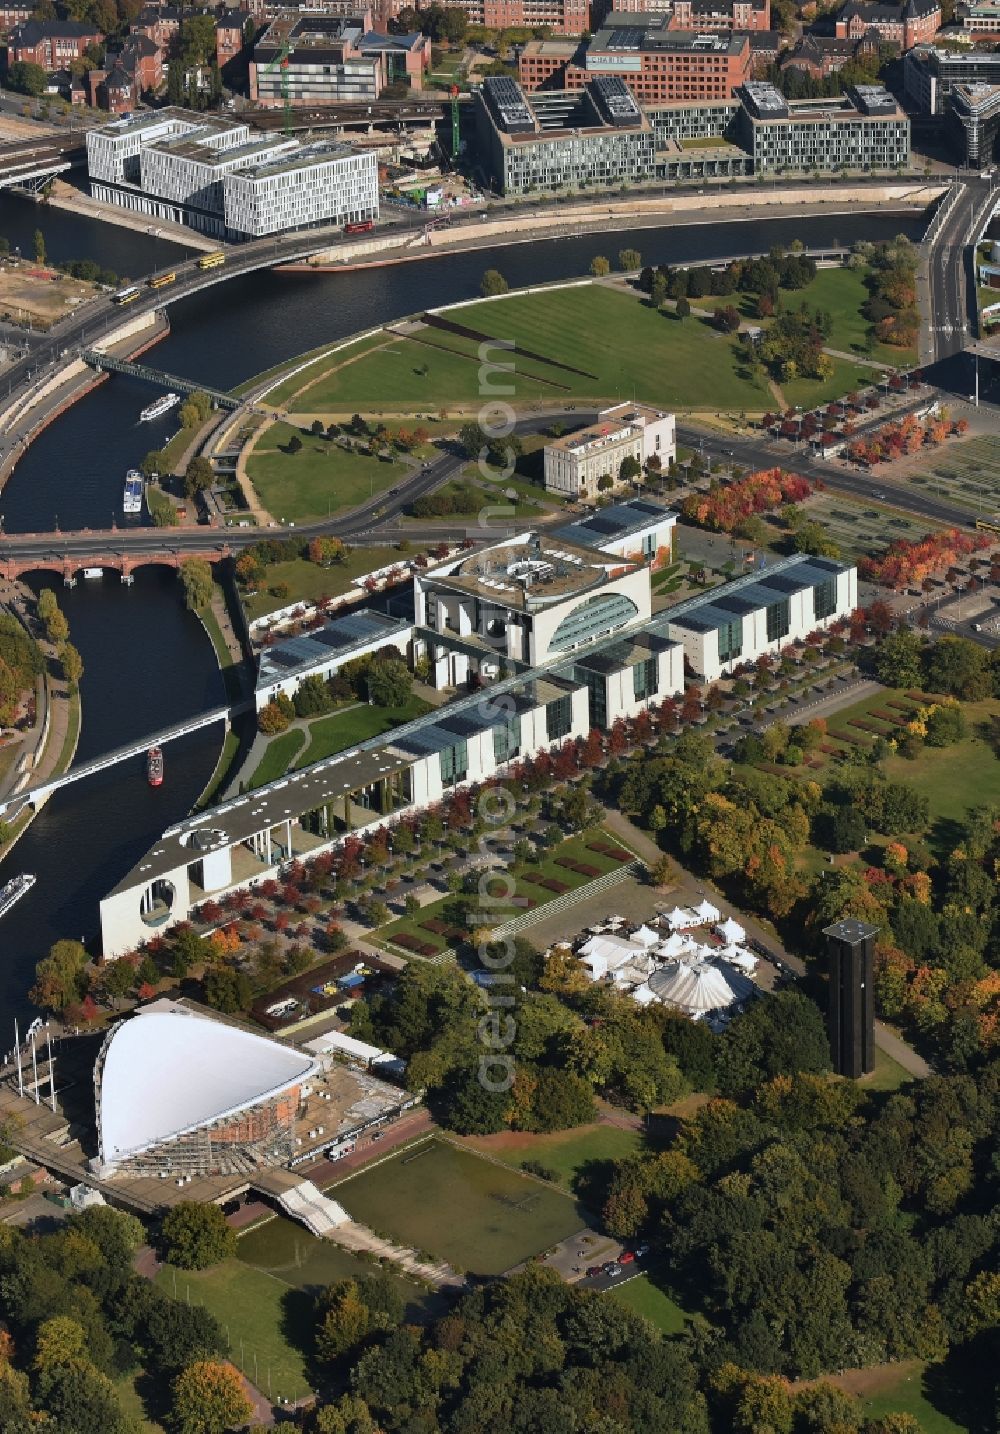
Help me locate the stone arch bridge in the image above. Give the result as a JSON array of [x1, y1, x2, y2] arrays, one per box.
[[0, 535, 233, 585]]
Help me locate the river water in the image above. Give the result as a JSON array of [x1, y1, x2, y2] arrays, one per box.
[[0, 195, 927, 1018]]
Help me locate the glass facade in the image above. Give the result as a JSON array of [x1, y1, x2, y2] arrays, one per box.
[[717, 617, 743, 663], [813, 577, 838, 621], [766, 598, 790, 643], [492, 715, 522, 764], [633, 655, 659, 700], [440, 739, 468, 786], [549, 593, 639, 652], [546, 695, 573, 742]]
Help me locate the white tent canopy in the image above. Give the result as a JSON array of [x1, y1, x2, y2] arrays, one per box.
[[632, 924, 660, 948], [695, 898, 721, 923], [666, 906, 695, 930], [717, 916, 746, 944], [578, 933, 640, 979], [648, 958, 754, 1015]]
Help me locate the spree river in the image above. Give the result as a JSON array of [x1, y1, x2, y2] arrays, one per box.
[[0, 196, 927, 1018]]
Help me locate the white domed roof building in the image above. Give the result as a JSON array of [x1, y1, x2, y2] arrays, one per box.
[[93, 1000, 317, 1178], [647, 957, 755, 1018]]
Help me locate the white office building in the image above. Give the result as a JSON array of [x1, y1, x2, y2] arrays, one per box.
[[663, 554, 857, 681], [544, 403, 676, 499], [86, 105, 378, 240]]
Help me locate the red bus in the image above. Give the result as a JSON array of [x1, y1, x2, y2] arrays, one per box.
[[345, 220, 375, 235]]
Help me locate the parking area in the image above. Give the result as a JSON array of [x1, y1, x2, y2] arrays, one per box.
[[906, 432, 1000, 515]]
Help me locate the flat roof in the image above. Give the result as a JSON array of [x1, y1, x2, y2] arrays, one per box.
[[553, 498, 679, 547], [257, 610, 409, 689], [232, 138, 358, 179], [660, 555, 848, 634], [438, 534, 627, 609]]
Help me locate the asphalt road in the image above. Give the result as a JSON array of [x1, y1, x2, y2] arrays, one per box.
[[926, 177, 994, 365]]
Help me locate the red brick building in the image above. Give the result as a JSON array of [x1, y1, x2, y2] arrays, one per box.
[[519, 20, 752, 103], [6, 19, 103, 69], [834, 0, 941, 47], [669, 0, 771, 31]]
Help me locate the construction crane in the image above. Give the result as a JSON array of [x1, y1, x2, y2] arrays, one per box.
[[450, 84, 460, 159], [264, 37, 293, 137]]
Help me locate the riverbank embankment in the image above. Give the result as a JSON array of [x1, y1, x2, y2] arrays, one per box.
[[287, 182, 947, 272], [43, 179, 216, 253]]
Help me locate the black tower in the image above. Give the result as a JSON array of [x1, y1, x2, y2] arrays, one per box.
[[823, 918, 877, 1078]]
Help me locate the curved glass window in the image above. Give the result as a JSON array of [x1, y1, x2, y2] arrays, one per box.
[[548, 593, 638, 652]]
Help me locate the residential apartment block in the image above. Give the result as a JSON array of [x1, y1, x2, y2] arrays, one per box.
[[543, 402, 676, 499], [475, 73, 657, 194], [736, 81, 910, 174], [86, 106, 377, 239]]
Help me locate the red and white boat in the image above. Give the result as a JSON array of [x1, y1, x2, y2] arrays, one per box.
[[147, 746, 163, 788]]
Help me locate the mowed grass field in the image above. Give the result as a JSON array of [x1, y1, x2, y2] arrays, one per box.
[[461, 1121, 644, 1192], [284, 287, 776, 413], [245, 420, 409, 524], [823, 1360, 970, 1434], [612, 1273, 689, 1335], [329, 1136, 587, 1276], [155, 1260, 311, 1402], [295, 694, 430, 767], [241, 546, 410, 621]]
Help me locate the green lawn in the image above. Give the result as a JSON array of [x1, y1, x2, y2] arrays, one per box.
[[113, 1372, 165, 1433], [612, 1273, 689, 1334], [782, 354, 878, 410], [802, 267, 918, 368], [287, 287, 777, 414], [196, 729, 242, 809], [246, 421, 410, 524], [296, 694, 431, 767], [862, 1046, 913, 1093], [883, 700, 999, 829], [329, 1136, 587, 1276], [250, 729, 305, 789], [241, 546, 413, 622], [852, 1361, 969, 1434], [155, 1260, 311, 1402], [463, 1122, 643, 1192], [237, 1214, 433, 1320]]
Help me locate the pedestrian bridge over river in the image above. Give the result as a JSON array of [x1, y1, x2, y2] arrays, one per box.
[[0, 700, 251, 818]]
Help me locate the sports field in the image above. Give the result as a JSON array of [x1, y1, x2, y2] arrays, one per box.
[[330, 1136, 587, 1276], [462, 1121, 644, 1191]]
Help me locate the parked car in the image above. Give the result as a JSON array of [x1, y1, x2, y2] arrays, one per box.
[[618, 1251, 636, 1265], [634, 1244, 649, 1259], [602, 1261, 619, 1276], [586, 1266, 603, 1279]]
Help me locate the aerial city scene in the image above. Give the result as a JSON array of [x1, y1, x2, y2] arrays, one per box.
[[0, 0, 997, 1428]]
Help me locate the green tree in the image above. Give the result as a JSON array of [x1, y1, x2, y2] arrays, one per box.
[[675, 294, 691, 320], [170, 1359, 252, 1434], [30, 938, 88, 1012], [7, 60, 48, 96], [179, 558, 213, 610], [161, 1202, 236, 1270], [366, 658, 411, 709], [618, 248, 641, 271], [590, 254, 610, 277], [59, 641, 83, 689], [34, 1362, 130, 1434], [716, 990, 830, 1098], [183, 455, 214, 499], [32, 227, 46, 264], [315, 1280, 372, 1363], [923, 635, 991, 699], [202, 965, 252, 1014], [480, 268, 508, 297], [875, 627, 923, 689]]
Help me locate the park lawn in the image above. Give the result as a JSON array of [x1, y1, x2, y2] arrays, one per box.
[[250, 729, 305, 789], [113, 1372, 166, 1433], [329, 1136, 587, 1276], [461, 1121, 644, 1191], [828, 1360, 969, 1434], [236, 1213, 434, 1321], [155, 1260, 311, 1403], [612, 1273, 690, 1334], [288, 288, 776, 414], [883, 698, 999, 829], [241, 547, 412, 620], [296, 694, 431, 767], [862, 1046, 914, 1093], [781, 354, 877, 411], [265, 332, 389, 408], [246, 421, 409, 524], [802, 266, 918, 367]]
